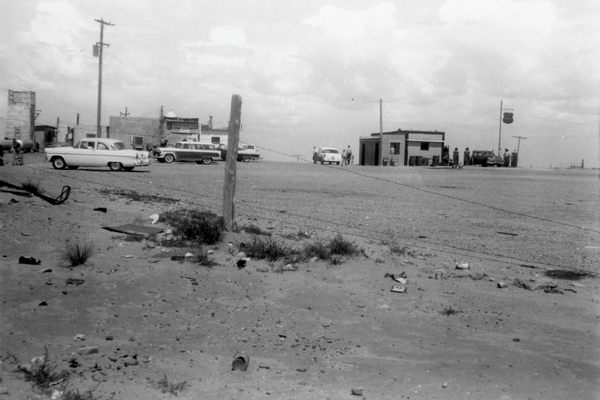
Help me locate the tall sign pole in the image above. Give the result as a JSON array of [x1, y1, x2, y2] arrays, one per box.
[[498, 100, 503, 154], [94, 18, 114, 138]]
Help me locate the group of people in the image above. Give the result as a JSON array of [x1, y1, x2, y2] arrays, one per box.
[[0, 138, 24, 166], [341, 145, 353, 166]]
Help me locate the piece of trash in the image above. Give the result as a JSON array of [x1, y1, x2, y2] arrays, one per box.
[[19, 256, 41, 265], [122, 255, 135, 258], [103, 224, 163, 236], [237, 259, 247, 269], [385, 272, 408, 284], [497, 231, 518, 236], [455, 262, 470, 270], [65, 278, 85, 286], [77, 346, 99, 355], [351, 388, 364, 396], [390, 284, 406, 293], [231, 352, 249, 371], [149, 213, 159, 224], [497, 282, 509, 289], [184, 252, 194, 258], [434, 270, 445, 280], [282, 263, 298, 271], [74, 333, 86, 341], [93, 207, 107, 213], [41, 268, 52, 273]]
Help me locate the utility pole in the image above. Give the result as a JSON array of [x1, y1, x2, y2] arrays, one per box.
[[94, 18, 114, 138], [120, 107, 130, 117], [512, 135, 527, 154]]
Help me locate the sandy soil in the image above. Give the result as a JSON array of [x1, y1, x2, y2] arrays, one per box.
[[1, 153, 599, 400]]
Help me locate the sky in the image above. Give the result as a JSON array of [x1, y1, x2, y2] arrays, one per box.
[[0, 0, 598, 167]]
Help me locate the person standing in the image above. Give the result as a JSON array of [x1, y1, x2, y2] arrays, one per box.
[[452, 147, 459, 168], [312, 146, 318, 164], [346, 145, 353, 165], [12, 138, 23, 166], [463, 147, 471, 166], [503, 148, 511, 167]]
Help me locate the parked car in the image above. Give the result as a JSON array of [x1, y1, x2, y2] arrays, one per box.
[[317, 147, 342, 165], [45, 138, 150, 171], [471, 150, 504, 167], [155, 141, 221, 164], [218, 144, 261, 162]]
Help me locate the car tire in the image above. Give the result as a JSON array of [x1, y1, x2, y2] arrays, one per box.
[[321, 161, 324, 164], [202, 158, 212, 165], [164, 154, 175, 163], [336, 162, 340, 165], [123, 166, 134, 171], [109, 162, 123, 171], [52, 157, 67, 170]]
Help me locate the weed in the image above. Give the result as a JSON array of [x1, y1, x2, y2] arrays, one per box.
[[64, 239, 95, 267], [440, 306, 462, 316], [22, 179, 41, 194], [239, 223, 271, 236], [152, 374, 188, 395], [390, 244, 416, 257], [98, 188, 178, 204], [13, 347, 69, 395], [329, 254, 343, 265], [244, 236, 297, 261], [302, 241, 330, 260], [160, 209, 224, 245], [328, 233, 358, 256]]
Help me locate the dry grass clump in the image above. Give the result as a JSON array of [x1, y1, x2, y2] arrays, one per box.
[[160, 209, 224, 245], [244, 236, 296, 261], [64, 240, 95, 267]]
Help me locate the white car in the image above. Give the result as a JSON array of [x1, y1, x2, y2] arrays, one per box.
[[45, 138, 150, 171], [317, 147, 342, 165], [155, 141, 221, 164]]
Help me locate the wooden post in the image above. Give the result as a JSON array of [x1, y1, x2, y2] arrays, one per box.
[[223, 94, 242, 231]]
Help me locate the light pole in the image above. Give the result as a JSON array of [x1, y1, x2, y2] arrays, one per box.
[[94, 18, 114, 138]]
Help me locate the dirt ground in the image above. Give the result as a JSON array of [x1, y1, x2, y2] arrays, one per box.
[[1, 153, 599, 400]]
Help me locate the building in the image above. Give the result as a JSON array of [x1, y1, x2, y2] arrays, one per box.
[[108, 116, 161, 150], [33, 125, 57, 150], [359, 129, 445, 166], [5, 90, 35, 141]]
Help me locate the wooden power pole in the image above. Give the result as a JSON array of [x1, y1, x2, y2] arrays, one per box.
[[223, 94, 242, 231], [94, 18, 114, 138]]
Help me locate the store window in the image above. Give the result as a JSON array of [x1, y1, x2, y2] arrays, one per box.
[[390, 142, 401, 154], [420, 142, 429, 151]]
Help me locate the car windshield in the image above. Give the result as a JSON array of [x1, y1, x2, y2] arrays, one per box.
[[322, 149, 338, 154]]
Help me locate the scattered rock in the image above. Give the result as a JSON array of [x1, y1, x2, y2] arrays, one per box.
[[455, 262, 471, 270], [497, 282, 509, 289], [351, 388, 364, 396], [74, 333, 86, 341], [77, 346, 99, 355], [38, 301, 48, 306]]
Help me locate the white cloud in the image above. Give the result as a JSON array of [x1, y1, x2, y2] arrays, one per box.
[[209, 26, 247, 47]]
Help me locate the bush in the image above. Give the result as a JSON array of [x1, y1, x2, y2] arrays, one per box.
[[302, 241, 330, 260], [244, 236, 296, 261], [64, 240, 94, 267], [161, 209, 224, 245], [328, 233, 358, 256]]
